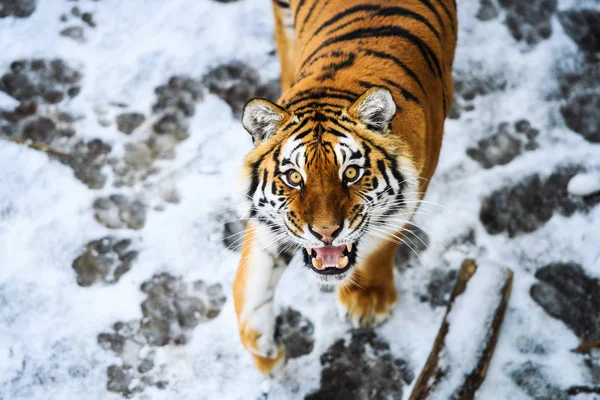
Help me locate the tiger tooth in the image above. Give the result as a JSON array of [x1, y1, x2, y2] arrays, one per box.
[[338, 256, 349, 269], [346, 243, 353, 252], [311, 257, 323, 270], [306, 247, 313, 256]]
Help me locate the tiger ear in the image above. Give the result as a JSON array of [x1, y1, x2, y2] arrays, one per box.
[[348, 87, 396, 132], [242, 99, 290, 145]]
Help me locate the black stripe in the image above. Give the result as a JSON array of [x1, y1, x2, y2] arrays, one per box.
[[382, 78, 420, 104], [290, 115, 311, 132], [287, 92, 356, 108], [312, 4, 381, 38], [377, 160, 392, 193], [299, 0, 319, 34], [301, 26, 442, 78], [375, 6, 441, 41], [416, 0, 446, 33], [317, 53, 356, 82], [326, 116, 354, 131], [294, 0, 307, 22], [327, 16, 366, 35], [273, 0, 290, 8], [294, 128, 313, 141], [432, 0, 456, 34], [294, 102, 347, 113], [360, 48, 427, 96], [287, 86, 358, 101], [328, 127, 348, 138]]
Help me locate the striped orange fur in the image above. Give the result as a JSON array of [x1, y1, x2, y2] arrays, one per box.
[[234, 0, 457, 375]]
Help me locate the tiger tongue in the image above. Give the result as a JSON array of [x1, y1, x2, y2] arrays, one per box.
[[313, 245, 346, 268]]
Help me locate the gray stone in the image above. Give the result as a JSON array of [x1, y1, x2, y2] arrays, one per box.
[[498, 0, 557, 45], [530, 263, 600, 342], [467, 121, 539, 169], [21, 116, 57, 143], [306, 328, 413, 400], [0, 0, 36, 18], [72, 236, 138, 286], [116, 112, 145, 134], [203, 61, 280, 118], [275, 308, 315, 359], [476, 0, 499, 21], [558, 9, 600, 54], [479, 167, 600, 237], [0, 59, 82, 104], [561, 93, 600, 143], [124, 142, 153, 168], [509, 362, 568, 400], [60, 26, 85, 42]]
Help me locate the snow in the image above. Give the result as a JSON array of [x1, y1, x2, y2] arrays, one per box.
[[429, 262, 511, 399], [1, 0, 600, 399], [568, 173, 600, 197]]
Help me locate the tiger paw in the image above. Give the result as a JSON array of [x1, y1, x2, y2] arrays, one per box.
[[252, 348, 287, 377], [337, 282, 398, 328], [239, 317, 287, 376]]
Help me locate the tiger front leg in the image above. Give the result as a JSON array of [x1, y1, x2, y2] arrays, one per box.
[[337, 238, 399, 328], [233, 222, 288, 375]]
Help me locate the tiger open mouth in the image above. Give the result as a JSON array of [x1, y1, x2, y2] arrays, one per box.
[[304, 243, 357, 275]]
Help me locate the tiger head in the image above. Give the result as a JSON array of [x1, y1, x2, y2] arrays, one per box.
[[239, 87, 419, 284]]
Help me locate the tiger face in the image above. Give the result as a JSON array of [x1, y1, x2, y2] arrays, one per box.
[[239, 88, 419, 284]]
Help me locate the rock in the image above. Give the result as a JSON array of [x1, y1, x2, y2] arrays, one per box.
[[152, 76, 203, 117], [203, 61, 280, 117], [561, 93, 600, 143], [222, 219, 246, 251], [20, 116, 57, 143], [81, 12, 96, 28], [498, 0, 557, 45], [116, 112, 145, 134], [72, 236, 138, 286], [60, 26, 85, 43], [466, 121, 539, 169], [93, 195, 147, 230], [530, 263, 600, 343], [64, 139, 111, 189], [568, 173, 600, 197], [97, 275, 225, 396], [124, 143, 153, 168], [422, 268, 459, 308], [558, 9, 600, 54], [394, 225, 429, 269], [451, 63, 508, 117], [510, 361, 569, 400], [138, 273, 227, 346], [147, 134, 177, 160], [476, 0, 499, 21], [306, 328, 413, 400], [479, 167, 600, 237], [106, 365, 143, 397], [0, 58, 82, 104], [0, 0, 36, 18], [275, 308, 315, 359], [152, 112, 189, 140]]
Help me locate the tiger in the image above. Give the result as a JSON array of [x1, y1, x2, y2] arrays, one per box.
[[233, 0, 457, 374]]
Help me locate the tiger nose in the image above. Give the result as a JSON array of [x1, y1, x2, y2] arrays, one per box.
[[308, 223, 342, 244]]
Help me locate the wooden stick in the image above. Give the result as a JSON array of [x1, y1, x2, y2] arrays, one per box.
[[0, 136, 69, 156], [409, 259, 513, 400], [572, 340, 600, 354]]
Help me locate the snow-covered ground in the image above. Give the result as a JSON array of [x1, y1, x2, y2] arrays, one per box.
[[1, 0, 599, 399]]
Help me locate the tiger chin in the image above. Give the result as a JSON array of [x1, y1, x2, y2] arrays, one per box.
[[233, 0, 457, 375]]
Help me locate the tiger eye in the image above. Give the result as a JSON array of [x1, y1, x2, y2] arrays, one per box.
[[344, 166, 359, 181], [287, 170, 303, 186]]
